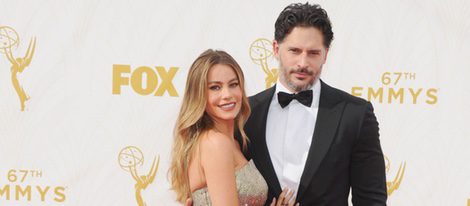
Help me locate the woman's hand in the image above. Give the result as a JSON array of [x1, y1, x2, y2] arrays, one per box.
[[269, 188, 299, 206], [184, 198, 192, 206]]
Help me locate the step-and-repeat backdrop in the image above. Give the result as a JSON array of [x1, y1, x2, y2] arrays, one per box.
[[1, 1, 469, 205]]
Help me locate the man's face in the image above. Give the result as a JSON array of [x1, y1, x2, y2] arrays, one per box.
[[273, 26, 328, 92]]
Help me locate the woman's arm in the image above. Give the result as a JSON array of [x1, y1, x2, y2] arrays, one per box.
[[199, 131, 238, 206]]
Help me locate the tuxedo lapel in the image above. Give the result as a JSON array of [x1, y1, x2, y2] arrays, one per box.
[[296, 81, 346, 201], [248, 86, 282, 195]]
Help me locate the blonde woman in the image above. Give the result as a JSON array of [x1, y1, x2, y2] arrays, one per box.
[[170, 49, 297, 206]]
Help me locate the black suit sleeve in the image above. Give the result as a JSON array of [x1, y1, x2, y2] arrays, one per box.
[[351, 102, 387, 205]]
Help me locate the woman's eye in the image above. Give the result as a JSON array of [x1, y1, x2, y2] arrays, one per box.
[[209, 85, 220, 90]]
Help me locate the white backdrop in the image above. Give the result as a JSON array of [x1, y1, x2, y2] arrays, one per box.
[[1, 0, 469, 205]]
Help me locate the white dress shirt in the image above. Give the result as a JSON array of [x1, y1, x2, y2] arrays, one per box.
[[266, 79, 321, 197]]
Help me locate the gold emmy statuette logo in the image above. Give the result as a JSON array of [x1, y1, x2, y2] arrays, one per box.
[[0, 26, 36, 111], [385, 156, 406, 196], [118, 146, 160, 206], [249, 38, 278, 88]]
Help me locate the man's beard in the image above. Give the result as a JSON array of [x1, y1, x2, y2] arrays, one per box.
[[279, 66, 319, 92]]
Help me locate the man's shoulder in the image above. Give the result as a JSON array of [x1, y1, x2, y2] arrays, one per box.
[[321, 81, 369, 106], [248, 86, 276, 107]]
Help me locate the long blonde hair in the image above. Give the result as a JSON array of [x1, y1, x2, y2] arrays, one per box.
[[169, 49, 251, 202]]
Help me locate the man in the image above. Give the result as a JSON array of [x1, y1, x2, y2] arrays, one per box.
[[242, 3, 387, 205]]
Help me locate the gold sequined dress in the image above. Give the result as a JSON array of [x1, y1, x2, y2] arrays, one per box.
[[191, 160, 268, 206]]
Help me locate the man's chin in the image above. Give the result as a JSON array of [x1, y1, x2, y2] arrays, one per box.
[[287, 79, 316, 91], [291, 80, 310, 86]]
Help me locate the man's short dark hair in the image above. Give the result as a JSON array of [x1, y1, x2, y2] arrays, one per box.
[[275, 3, 334, 48]]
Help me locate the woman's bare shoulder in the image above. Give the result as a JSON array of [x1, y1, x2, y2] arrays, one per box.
[[198, 130, 234, 162]]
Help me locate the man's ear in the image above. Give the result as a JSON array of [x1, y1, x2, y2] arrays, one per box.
[[323, 47, 329, 63], [273, 40, 280, 60]]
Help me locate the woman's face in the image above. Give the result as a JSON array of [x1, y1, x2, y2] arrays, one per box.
[[205, 64, 242, 123]]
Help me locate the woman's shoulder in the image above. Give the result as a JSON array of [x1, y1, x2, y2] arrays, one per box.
[[199, 130, 233, 151], [198, 130, 234, 159]]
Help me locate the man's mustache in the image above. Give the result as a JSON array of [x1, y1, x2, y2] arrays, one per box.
[[289, 68, 314, 75]]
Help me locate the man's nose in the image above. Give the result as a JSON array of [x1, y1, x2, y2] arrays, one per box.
[[297, 53, 308, 69]]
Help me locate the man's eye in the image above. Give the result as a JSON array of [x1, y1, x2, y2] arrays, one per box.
[[289, 49, 300, 54]]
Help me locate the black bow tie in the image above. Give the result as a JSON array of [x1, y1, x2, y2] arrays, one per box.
[[277, 90, 313, 108]]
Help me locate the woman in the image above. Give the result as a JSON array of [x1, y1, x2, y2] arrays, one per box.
[[169, 49, 297, 206]]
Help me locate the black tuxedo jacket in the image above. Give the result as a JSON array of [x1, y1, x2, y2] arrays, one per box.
[[241, 80, 387, 206]]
